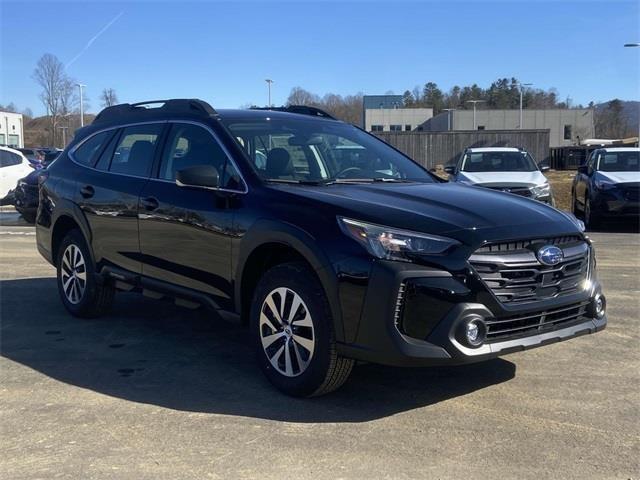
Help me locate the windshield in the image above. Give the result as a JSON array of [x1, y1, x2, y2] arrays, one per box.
[[222, 115, 433, 184], [597, 151, 639, 172], [460, 151, 538, 172]]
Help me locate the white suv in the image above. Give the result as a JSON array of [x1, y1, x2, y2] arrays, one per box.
[[0, 146, 32, 201], [445, 147, 554, 205]]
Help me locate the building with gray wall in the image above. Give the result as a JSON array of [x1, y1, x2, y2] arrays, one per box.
[[365, 108, 433, 132], [422, 109, 594, 147]]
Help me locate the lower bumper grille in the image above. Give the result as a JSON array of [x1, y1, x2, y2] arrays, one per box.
[[486, 301, 590, 342]]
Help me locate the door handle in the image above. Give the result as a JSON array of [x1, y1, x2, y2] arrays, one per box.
[[80, 185, 95, 198], [140, 196, 159, 211]]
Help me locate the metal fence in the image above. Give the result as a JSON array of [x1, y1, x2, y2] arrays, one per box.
[[374, 129, 550, 169]]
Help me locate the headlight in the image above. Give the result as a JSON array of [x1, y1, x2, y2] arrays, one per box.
[[561, 211, 586, 232], [595, 180, 616, 190], [337, 217, 460, 262], [531, 183, 551, 197]]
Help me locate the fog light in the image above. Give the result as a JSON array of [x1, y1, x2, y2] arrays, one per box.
[[460, 316, 487, 348], [593, 294, 606, 319]]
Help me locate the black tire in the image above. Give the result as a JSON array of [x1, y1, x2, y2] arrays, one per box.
[[571, 190, 581, 218], [584, 196, 601, 230], [56, 229, 114, 318], [250, 262, 354, 397]]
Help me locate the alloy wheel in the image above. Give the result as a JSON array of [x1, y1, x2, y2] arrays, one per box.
[[259, 287, 315, 377], [60, 244, 87, 304]]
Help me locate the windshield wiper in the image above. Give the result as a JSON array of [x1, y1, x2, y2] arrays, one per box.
[[265, 178, 327, 186], [325, 178, 414, 185]]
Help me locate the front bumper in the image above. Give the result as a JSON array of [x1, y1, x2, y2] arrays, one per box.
[[592, 190, 640, 218], [14, 182, 39, 212], [337, 259, 606, 367]]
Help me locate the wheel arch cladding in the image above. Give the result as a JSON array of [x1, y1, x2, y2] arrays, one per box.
[[235, 219, 345, 342]]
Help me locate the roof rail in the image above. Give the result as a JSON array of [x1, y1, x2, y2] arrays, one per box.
[[250, 105, 337, 120], [93, 99, 217, 124]]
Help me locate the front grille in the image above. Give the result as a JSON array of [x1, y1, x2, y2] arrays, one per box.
[[470, 238, 589, 304], [485, 186, 532, 197], [485, 301, 589, 342]]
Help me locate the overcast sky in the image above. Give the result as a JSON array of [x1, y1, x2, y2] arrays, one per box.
[[2, 0, 638, 115]]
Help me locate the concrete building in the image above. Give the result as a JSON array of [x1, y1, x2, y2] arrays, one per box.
[[363, 95, 433, 132], [0, 111, 24, 148], [422, 109, 594, 147]]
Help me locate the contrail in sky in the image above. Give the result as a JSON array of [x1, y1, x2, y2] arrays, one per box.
[[66, 11, 124, 69]]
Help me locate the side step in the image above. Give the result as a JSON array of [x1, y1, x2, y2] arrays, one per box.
[[100, 265, 222, 311]]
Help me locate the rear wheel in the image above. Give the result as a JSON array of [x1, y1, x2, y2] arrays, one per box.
[[56, 229, 114, 318], [251, 262, 354, 397]]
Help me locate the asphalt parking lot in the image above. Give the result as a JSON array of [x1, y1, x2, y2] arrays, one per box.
[[1, 214, 638, 479]]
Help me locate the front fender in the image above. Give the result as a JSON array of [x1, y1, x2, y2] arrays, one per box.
[[234, 218, 345, 342]]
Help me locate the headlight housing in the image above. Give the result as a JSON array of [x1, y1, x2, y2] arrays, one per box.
[[530, 183, 551, 197], [337, 217, 460, 262], [595, 179, 617, 190]]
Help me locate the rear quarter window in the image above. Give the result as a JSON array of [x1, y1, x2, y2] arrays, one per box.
[[0, 150, 23, 168]]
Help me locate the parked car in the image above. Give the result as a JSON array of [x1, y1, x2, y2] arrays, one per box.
[[571, 147, 640, 228], [445, 147, 554, 205], [0, 146, 33, 203], [36, 99, 606, 397]]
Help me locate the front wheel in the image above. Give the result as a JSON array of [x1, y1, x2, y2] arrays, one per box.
[[584, 196, 601, 230], [250, 262, 354, 397], [56, 229, 114, 318]]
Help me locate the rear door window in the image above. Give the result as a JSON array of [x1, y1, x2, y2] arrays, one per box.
[[109, 124, 163, 177], [73, 131, 114, 166]]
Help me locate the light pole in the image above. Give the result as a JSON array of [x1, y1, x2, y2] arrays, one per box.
[[77, 83, 86, 127], [265, 79, 274, 107], [465, 100, 486, 130], [624, 43, 639, 142], [442, 108, 457, 131], [517, 82, 533, 129]]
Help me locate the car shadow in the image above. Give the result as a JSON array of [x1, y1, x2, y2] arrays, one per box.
[[1, 277, 516, 423]]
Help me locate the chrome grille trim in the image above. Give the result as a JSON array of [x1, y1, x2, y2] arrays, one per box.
[[470, 238, 590, 304]]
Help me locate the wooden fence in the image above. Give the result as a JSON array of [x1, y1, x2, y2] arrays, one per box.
[[374, 129, 550, 169]]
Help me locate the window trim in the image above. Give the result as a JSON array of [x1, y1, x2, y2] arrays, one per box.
[[69, 120, 248, 194]]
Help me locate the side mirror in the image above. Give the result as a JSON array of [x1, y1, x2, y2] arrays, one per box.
[[577, 165, 588, 174], [539, 165, 550, 172], [444, 166, 456, 175], [176, 165, 220, 189]]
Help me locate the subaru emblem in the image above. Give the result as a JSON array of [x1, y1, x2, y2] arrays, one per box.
[[537, 245, 564, 266]]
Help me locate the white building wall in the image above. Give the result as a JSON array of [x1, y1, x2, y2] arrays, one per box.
[[0, 112, 24, 148]]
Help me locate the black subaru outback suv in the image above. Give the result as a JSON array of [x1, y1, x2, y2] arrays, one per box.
[[36, 99, 607, 397]]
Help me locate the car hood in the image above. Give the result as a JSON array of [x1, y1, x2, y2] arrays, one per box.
[[596, 171, 640, 184], [457, 171, 547, 187], [270, 182, 580, 245]]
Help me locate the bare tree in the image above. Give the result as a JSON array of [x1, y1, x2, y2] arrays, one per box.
[[286, 87, 320, 106], [100, 88, 119, 107], [32, 53, 66, 146]]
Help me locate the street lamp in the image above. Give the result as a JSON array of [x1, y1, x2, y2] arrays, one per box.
[[517, 82, 533, 129], [265, 79, 274, 107], [76, 83, 86, 127], [624, 43, 639, 142], [442, 108, 457, 131], [465, 100, 486, 130]]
